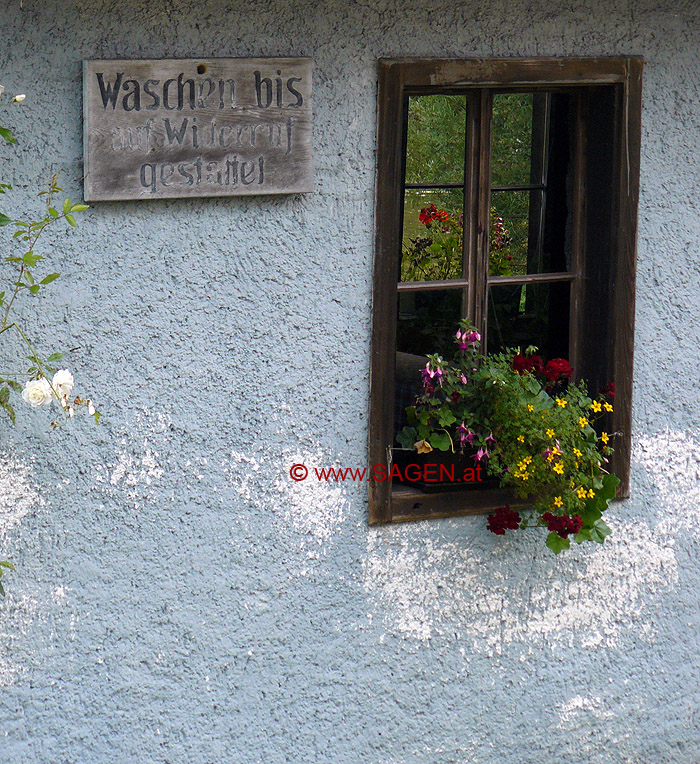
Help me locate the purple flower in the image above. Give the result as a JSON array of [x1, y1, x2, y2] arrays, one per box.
[[472, 447, 489, 463], [485, 432, 496, 446]]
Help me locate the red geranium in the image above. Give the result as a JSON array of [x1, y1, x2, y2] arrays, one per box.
[[419, 203, 449, 227], [600, 381, 616, 399], [487, 505, 521, 535], [512, 354, 544, 375], [543, 358, 573, 382], [542, 512, 583, 538]]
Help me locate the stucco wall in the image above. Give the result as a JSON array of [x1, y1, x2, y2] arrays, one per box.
[[1, 1, 699, 763]]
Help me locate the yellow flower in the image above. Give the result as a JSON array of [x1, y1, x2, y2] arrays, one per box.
[[527, 404, 534, 412], [576, 486, 587, 499], [517, 435, 525, 443], [517, 460, 528, 472], [604, 402, 613, 413], [555, 398, 568, 408], [587, 489, 595, 498], [579, 417, 588, 428], [590, 400, 602, 413], [546, 453, 555, 463], [573, 448, 582, 458], [553, 462, 564, 475], [546, 428, 555, 438], [570, 480, 576, 489], [524, 456, 532, 464], [601, 432, 609, 445], [574, 461, 579, 468], [553, 496, 563, 508], [415, 439, 433, 454]]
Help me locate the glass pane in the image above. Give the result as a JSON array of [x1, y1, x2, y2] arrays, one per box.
[[395, 289, 463, 436], [401, 189, 464, 281], [405, 95, 466, 184], [491, 93, 533, 186], [486, 281, 570, 360], [490, 190, 531, 276], [397, 289, 463, 358]]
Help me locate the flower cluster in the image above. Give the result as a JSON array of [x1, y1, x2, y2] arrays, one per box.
[[396, 320, 619, 553], [486, 505, 521, 535], [418, 203, 449, 226], [21, 369, 97, 423]]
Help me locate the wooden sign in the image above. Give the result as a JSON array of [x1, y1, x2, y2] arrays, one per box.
[[83, 58, 313, 201]]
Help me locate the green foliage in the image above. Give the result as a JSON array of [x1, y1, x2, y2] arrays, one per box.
[[397, 320, 618, 553]]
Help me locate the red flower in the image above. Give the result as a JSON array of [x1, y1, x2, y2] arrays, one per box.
[[512, 354, 544, 375], [419, 204, 449, 227], [542, 512, 583, 538], [487, 505, 521, 535], [543, 358, 573, 382], [600, 381, 616, 399]]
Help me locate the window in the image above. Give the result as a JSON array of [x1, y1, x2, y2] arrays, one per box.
[[369, 58, 642, 524]]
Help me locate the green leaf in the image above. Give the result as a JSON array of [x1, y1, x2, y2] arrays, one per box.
[[25, 271, 34, 285], [438, 410, 457, 428], [29, 284, 40, 294], [22, 250, 42, 267], [428, 431, 452, 451], [0, 213, 12, 226], [93, 411, 101, 425], [70, 202, 89, 212], [63, 198, 71, 214], [48, 207, 58, 218], [65, 213, 76, 227], [396, 427, 417, 450], [546, 531, 571, 554], [0, 561, 14, 570], [0, 379, 22, 393], [46, 352, 64, 362], [0, 387, 9, 405], [40, 273, 60, 286], [0, 125, 16, 144], [599, 473, 620, 502], [589, 518, 612, 543]]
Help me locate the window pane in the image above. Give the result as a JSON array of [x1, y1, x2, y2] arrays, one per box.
[[405, 95, 466, 184], [490, 190, 531, 276], [491, 93, 533, 187], [486, 281, 570, 360], [397, 289, 463, 358], [401, 189, 464, 281], [395, 288, 463, 437]]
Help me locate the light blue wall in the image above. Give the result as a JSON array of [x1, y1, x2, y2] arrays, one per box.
[[1, 1, 699, 762]]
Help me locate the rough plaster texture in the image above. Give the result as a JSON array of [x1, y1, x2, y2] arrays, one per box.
[[0, 1, 699, 762]]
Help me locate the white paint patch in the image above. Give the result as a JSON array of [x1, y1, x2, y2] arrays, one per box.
[[0, 451, 44, 538], [227, 447, 353, 543], [0, 453, 46, 688], [363, 428, 699, 648], [558, 694, 616, 725], [92, 409, 169, 509]]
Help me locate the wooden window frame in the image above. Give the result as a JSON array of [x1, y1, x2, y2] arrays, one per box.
[[369, 57, 643, 525]]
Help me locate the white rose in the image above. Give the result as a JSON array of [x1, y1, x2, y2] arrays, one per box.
[[22, 378, 53, 408], [12, 94, 25, 103], [52, 369, 74, 399]]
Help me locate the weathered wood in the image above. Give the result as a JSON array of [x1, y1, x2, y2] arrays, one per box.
[[83, 58, 313, 201], [368, 61, 405, 524]]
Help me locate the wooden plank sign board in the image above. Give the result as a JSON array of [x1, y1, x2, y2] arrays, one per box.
[[83, 58, 313, 201]]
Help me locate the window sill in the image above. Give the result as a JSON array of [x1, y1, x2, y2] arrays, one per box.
[[388, 483, 529, 523]]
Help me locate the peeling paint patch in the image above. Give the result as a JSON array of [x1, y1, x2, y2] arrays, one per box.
[[363, 504, 678, 648]]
